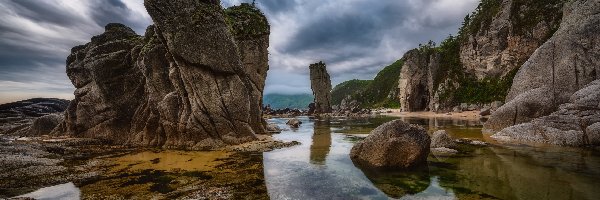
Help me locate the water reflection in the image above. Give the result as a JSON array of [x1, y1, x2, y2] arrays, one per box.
[[310, 120, 332, 165], [357, 166, 431, 198], [17, 182, 80, 200], [265, 116, 600, 200]]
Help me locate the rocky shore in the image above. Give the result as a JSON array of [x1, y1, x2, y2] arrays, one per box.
[[0, 133, 295, 199]]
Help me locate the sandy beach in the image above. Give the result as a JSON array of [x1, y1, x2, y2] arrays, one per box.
[[380, 109, 482, 121]]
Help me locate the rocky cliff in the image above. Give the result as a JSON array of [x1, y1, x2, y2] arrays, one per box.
[[485, 0, 600, 134], [459, 0, 565, 79], [398, 48, 440, 112], [53, 1, 270, 150], [309, 61, 333, 114], [390, 0, 567, 112]]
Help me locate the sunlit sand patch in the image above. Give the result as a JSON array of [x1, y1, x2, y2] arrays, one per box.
[[108, 150, 232, 173]]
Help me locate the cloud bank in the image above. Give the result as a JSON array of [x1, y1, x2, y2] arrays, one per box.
[[0, 0, 477, 103]]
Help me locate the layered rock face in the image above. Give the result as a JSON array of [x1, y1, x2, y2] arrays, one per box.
[[460, 0, 564, 79], [309, 62, 333, 114], [54, 1, 270, 149], [485, 0, 600, 133], [398, 49, 440, 112]]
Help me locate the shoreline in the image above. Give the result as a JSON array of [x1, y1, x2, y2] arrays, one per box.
[[379, 110, 483, 121]]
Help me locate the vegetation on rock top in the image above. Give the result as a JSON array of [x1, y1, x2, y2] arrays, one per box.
[[331, 79, 372, 106], [224, 3, 270, 40]]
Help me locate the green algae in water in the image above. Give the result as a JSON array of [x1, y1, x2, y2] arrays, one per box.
[[264, 116, 600, 200]]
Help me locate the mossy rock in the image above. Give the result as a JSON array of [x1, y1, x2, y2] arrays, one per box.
[[224, 3, 270, 40]]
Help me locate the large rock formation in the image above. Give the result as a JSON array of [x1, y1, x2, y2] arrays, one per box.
[[350, 120, 430, 168], [485, 0, 600, 133], [491, 80, 600, 146], [309, 61, 333, 114], [53, 1, 271, 150], [459, 0, 565, 79], [398, 49, 440, 112]]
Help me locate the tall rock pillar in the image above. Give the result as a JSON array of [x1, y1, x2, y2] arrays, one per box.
[[309, 61, 333, 114]]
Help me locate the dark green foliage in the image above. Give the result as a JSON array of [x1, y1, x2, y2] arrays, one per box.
[[352, 60, 404, 108], [510, 0, 566, 39], [263, 94, 314, 109], [224, 3, 270, 40], [331, 79, 372, 105], [459, 0, 565, 42], [458, 0, 502, 40], [435, 36, 517, 104], [442, 68, 518, 104]]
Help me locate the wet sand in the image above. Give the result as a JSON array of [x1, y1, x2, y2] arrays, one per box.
[[0, 134, 293, 199]]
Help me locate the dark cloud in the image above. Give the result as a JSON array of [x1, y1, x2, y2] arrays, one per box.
[[0, 0, 477, 103], [0, 0, 151, 103]]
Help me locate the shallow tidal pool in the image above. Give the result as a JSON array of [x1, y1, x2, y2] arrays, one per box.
[[263, 116, 600, 200], [11, 116, 600, 199]]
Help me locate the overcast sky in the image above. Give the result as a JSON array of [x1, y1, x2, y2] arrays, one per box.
[[0, 0, 478, 103]]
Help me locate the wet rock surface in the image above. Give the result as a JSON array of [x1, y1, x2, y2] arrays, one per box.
[[0, 133, 293, 199], [309, 62, 333, 114], [350, 120, 430, 168], [53, 1, 271, 149], [431, 130, 456, 149], [485, 0, 600, 133], [286, 118, 302, 128]]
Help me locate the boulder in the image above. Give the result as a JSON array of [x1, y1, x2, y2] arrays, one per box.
[[430, 130, 456, 148], [485, 0, 600, 133], [479, 107, 492, 116], [350, 120, 430, 168], [309, 62, 333, 114], [286, 118, 302, 128], [52, 1, 271, 149], [27, 114, 63, 136], [491, 80, 600, 146], [266, 124, 282, 133]]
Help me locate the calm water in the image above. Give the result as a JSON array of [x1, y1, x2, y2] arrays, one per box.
[[264, 116, 600, 200], [13, 116, 600, 199]]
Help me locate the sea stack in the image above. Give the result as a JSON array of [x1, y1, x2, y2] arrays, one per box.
[[309, 61, 333, 114], [52, 1, 270, 150]]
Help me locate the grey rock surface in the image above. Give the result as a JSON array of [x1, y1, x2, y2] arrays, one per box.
[[485, 0, 600, 132], [431, 130, 456, 148], [286, 118, 302, 128], [309, 62, 333, 114], [53, 1, 271, 149], [492, 80, 600, 146], [350, 120, 430, 168], [398, 49, 439, 112], [459, 0, 564, 79]]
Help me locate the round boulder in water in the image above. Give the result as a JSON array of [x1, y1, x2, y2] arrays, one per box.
[[350, 120, 430, 168]]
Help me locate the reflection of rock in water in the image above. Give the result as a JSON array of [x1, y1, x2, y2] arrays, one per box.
[[433, 146, 600, 200], [310, 120, 332, 165], [16, 182, 80, 200], [356, 166, 431, 198]]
